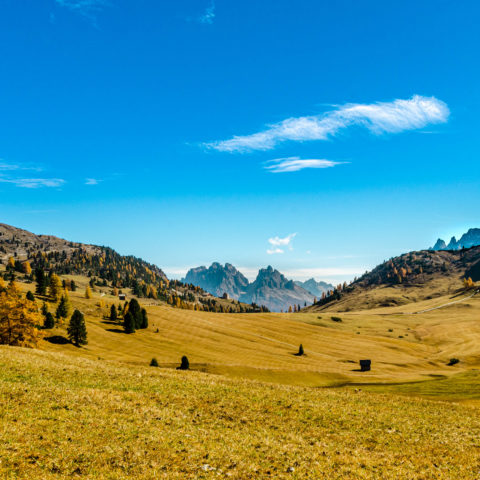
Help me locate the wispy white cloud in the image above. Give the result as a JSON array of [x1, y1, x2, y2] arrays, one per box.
[[0, 162, 42, 172], [265, 157, 343, 173], [55, 0, 109, 21], [85, 178, 101, 185], [267, 233, 297, 254], [205, 95, 449, 152], [0, 177, 65, 189], [198, 1, 215, 24]]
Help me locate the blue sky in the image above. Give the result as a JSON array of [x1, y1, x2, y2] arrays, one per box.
[[0, 0, 479, 282]]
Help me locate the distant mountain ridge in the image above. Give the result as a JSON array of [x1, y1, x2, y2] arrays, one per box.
[[431, 228, 480, 251], [184, 263, 328, 311], [183, 262, 249, 299], [295, 278, 334, 298]]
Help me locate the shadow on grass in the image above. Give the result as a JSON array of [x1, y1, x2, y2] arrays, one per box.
[[44, 335, 70, 345], [106, 328, 126, 334]]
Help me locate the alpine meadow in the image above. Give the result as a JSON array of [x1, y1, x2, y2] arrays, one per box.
[[1, 1, 480, 479]]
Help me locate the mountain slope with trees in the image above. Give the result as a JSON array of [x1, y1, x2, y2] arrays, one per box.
[[0, 224, 264, 314], [307, 245, 480, 312]]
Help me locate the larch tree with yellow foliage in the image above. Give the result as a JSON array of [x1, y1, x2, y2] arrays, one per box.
[[85, 286, 92, 299], [23, 261, 32, 275], [49, 274, 62, 301], [0, 281, 43, 348]]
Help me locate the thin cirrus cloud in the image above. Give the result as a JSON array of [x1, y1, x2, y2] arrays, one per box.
[[265, 157, 343, 173], [55, 0, 109, 20], [0, 162, 64, 188], [204, 95, 450, 152], [267, 233, 297, 255], [0, 178, 65, 189], [85, 178, 101, 185], [198, 1, 215, 24]]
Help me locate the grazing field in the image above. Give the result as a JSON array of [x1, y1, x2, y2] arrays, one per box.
[[1, 346, 480, 479], [31, 275, 480, 390]]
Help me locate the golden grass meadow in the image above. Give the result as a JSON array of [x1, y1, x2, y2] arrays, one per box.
[[1, 275, 480, 478]]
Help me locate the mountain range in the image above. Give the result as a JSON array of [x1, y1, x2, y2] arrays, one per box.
[[184, 263, 333, 312], [431, 228, 480, 251], [294, 278, 333, 298]]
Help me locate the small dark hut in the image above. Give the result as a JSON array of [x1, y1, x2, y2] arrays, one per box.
[[359, 359, 371, 372]]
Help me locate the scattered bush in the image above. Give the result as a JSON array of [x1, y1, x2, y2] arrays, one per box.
[[331, 316, 342, 322], [177, 356, 190, 370], [26, 291, 35, 302], [295, 344, 304, 356], [448, 358, 460, 366], [150, 357, 159, 367]]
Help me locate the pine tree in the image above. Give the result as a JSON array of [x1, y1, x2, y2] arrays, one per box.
[[128, 298, 143, 329], [140, 308, 148, 329], [123, 312, 135, 334], [44, 312, 55, 329], [177, 355, 189, 370], [110, 304, 117, 322], [26, 291, 35, 302], [67, 310, 88, 347], [70, 280, 77, 292], [296, 344, 304, 356], [56, 294, 71, 321], [41, 302, 48, 316], [35, 268, 48, 296]]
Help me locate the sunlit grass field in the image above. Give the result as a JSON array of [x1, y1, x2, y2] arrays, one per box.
[[2, 275, 480, 478], [1, 346, 480, 479], [33, 275, 480, 389]]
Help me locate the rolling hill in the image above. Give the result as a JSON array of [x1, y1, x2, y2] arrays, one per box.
[[307, 245, 480, 312], [0, 223, 263, 314], [2, 227, 480, 478]]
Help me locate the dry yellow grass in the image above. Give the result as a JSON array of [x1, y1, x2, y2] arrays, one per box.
[[3, 274, 480, 479], [1, 346, 480, 479], [19, 274, 479, 389]]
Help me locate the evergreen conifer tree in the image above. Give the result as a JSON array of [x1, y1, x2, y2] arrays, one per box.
[[44, 312, 55, 329], [177, 355, 190, 370], [55, 294, 71, 320], [140, 308, 148, 329], [123, 312, 135, 334], [128, 298, 143, 329], [26, 291, 35, 302], [110, 304, 117, 322], [35, 268, 47, 296], [67, 310, 88, 346]]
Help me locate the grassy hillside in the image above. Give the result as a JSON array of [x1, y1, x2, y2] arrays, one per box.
[[1, 346, 479, 479], [308, 246, 480, 312], [7, 271, 476, 389]]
